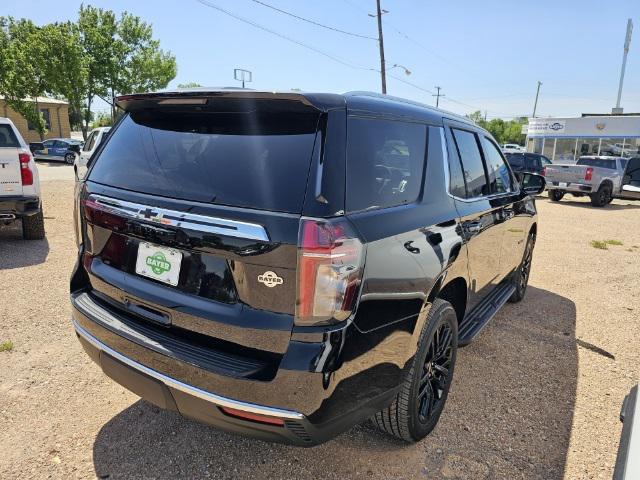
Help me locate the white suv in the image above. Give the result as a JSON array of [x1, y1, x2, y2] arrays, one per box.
[[0, 117, 44, 239], [74, 127, 110, 180]]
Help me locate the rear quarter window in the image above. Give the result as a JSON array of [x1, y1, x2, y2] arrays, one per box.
[[0, 125, 19, 147], [88, 111, 320, 213], [346, 117, 427, 212]]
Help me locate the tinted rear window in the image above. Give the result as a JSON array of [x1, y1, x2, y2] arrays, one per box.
[[346, 117, 427, 212], [0, 124, 19, 147], [505, 153, 524, 168], [89, 111, 320, 213], [577, 157, 617, 169]]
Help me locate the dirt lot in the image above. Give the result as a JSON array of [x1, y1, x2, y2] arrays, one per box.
[[1, 166, 639, 479]]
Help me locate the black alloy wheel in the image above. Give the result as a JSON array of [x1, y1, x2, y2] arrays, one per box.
[[417, 322, 454, 423]]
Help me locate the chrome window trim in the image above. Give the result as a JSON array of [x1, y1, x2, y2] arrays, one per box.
[[89, 194, 269, 241], [73, 319, 305, 420], [439, 127, 521, 203]]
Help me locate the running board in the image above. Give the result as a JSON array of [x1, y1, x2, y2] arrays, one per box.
[[458, 282, 515, 346]]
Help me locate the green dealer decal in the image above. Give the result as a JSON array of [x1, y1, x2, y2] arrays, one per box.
[[146, 252, 171, 275]]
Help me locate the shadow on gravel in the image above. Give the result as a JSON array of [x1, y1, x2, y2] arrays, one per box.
[[541, 198, 640, 210], [92, 286, 577, 480], [35, 159, 72, 167], [0, 222, 49, 269]]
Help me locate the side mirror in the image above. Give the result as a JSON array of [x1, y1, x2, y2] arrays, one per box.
[[520, 172, 546, 196], [29, 142, 44, 153]]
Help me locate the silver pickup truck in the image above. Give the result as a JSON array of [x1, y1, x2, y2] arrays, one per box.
[[545, 156, 640, 206]]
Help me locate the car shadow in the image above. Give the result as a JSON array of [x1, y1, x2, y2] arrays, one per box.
[[35, 159, 72, 167], [540, 196, 640, 210], [92, 286, 577, 479], [0, 221, 49, 268]]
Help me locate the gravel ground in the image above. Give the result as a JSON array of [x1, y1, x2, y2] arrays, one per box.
[[1, 171, 638, 479]]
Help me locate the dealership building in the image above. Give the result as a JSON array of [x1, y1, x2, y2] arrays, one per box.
[[525, 114, 640, 163]]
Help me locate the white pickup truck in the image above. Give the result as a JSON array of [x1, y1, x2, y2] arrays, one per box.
[[545, 156, 640, 207], [0, 117, 45, 239]]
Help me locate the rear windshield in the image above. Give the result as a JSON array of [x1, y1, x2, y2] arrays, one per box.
[[0, 124, 19, 147], [505, 154, 524, 168], [89, 110, 320, 213], [577, 157, 617, 169]]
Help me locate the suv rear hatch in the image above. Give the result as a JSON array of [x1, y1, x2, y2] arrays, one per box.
[[77, 92, 344, 379], [0, 123, 24, 196]]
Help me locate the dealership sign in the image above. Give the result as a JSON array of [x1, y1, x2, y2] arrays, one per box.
[[527, 120, 566, 134]]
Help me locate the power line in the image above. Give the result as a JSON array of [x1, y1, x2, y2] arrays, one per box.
[[196, 0, 373, 71], [248, 0, 377, 40]]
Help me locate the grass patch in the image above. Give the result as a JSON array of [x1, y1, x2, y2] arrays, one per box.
[[604, 239, 623, 246], [591, 240, 608, 250], [0, 340, 13, 352]]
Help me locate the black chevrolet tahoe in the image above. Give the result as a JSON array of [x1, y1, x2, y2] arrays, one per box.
[[70, 90, 545, 446]]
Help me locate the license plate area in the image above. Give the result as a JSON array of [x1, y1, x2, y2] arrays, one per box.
[[558, 182, 568, 187], [135, 242, 183, 286]]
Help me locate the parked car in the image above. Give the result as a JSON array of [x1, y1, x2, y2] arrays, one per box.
[[504, 152, 552, 176], [501, 143, 524, 153], [74, 127, 111, 179], [0, 117, 45, 239], [545, 156, 640, 206], [70, 90, 545, 446], [614, 385, 639, 480], [32, 138, 83, 164]]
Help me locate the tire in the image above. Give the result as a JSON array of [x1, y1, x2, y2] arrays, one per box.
[[549, 190, 564, 202], [22, 209, 45, 240], [590, 184, 612, 207], [373, 298, 458, 442], [65, 153, 75, 165], [509, 233, 535, 303]]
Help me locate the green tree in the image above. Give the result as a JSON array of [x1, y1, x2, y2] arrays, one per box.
[[46, 21, 87, 135], [177, 82, 202, 88], [0, 18, 53, 139]]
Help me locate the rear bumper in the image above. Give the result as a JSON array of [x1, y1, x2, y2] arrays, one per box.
[[0, 195, 40, 217], [71, 291, 401, 446], [546, 182, 592, 193]]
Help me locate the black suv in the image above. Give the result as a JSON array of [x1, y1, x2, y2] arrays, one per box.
[[504, 152, 552, 176], [71, 90, 544, 446]]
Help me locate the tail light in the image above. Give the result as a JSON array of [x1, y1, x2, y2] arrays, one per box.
[[295, 218, 364, 327], [19, 152, 33, 186], [585, 167, 593, 181], [541, 166, 546, 177], [82, 198, 126, 231]]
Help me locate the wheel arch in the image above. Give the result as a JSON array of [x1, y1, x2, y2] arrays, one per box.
[[426, 275, 467, 326]]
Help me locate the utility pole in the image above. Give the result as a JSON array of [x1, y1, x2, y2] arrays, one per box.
[[614, 18, 633, 114], [532, 81, 542, 118], [369, 1, 387, 94], [432, 86, 444, 108]]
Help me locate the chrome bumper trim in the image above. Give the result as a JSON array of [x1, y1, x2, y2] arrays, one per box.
[[73, 319, 304, 420]]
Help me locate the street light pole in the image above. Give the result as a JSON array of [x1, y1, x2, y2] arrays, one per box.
[[432, 86, 445, 108], [532, 81, 542, 118], [369, 0, 387, 94], [614, 18, 633, 114]]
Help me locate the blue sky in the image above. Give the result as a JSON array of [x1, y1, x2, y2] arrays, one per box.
[[6, 0, 640, 119]]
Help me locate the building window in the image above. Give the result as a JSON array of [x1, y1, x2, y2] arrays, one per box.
[[622, 138, 640, 157], [577, 138, 600, 158], [600, 138, 626, 156], [542, 138, 555, 159], [28, 108, 51, 131], [555, 138, 578, 163], [527, 137, 543, 154]]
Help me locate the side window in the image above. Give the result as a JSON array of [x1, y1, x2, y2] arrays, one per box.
[[541, 156, 552, 166], [53, 141, 66, 149], [43, 140, 54, 148], [447, 137, 467, 198], [84, 132, 97, 152], [346, 117, 427, 212], [483, 137, 513, 194], [0, 125, 19, 147], [451, 128, 489, 198]]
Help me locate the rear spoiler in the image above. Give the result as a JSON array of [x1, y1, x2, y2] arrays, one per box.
[[115, 90, 345, 114]]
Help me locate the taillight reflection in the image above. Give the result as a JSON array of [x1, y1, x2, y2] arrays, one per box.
[[295, 218, 364, 327]]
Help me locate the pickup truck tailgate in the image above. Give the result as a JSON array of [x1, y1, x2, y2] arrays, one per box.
[[545, 164, 588, 183], [0, 147, 22, 196]]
